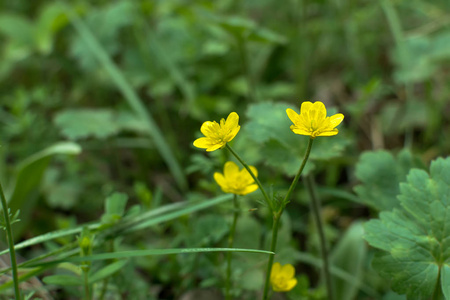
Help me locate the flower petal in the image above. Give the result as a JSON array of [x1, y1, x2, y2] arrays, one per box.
[[225, 112, 239, 129], [214, 173, 227, 189], [317, 129, 339, 137], [329, 113, 344, 128], [280, 264, 295, 279], [193, 137, 213, 149], [206, 143, 224, 152], [241, 184, 258, 195], [286, 108, 299, 124], [271, 262, 282, 278], [200, 121, 218, 136], [291, 127, 312, 136], [225, 125, 240, 142], [300, 101, 313, 113], [223, 161, 239, 178], [284, 278, 298, 291]]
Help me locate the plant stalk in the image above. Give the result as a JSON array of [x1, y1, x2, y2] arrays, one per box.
[[305, 174, 334, 300], [262, 138, 314, 299], [0, 180, 20, 299], [226, 145, 273, 212], [225, 194, 239, 300]]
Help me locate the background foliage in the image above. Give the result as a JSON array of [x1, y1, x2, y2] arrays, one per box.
[[0, 0, 449, 299]]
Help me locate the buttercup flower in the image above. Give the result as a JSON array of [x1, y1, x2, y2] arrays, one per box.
[[270, 262, 298, 292], [193, 112, 240, 151], [286, 101, 344, 138], [214, 161, 258, 195]]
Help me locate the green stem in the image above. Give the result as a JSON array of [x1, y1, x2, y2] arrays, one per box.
[[226, 145, 273, 212], [262, 138, 314, 299], [282, 138, 314, 208], [237, 36, 256, 102], [262, 211, 282, 300], [99, 239, 115, 300], [0, 180, 20, 299], [305, 175, 333, 300], [225, 194, 239, 300], [83, 268, 91, 300]]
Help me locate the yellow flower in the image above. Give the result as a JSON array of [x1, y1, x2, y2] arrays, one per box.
[[193, 112, 240, 152], [270, 262, 298, 292], [286, 101, 344, 138], [214, 161, 258, 196]]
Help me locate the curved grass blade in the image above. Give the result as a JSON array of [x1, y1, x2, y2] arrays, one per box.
[[61, 3, 187, 191], [26, 248, 274, 269]]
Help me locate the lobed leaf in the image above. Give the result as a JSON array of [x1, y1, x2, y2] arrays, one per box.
[[364, 157, 450, 299]]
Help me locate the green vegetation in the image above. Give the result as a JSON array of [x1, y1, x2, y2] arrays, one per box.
[[0, 0, 449, 299]]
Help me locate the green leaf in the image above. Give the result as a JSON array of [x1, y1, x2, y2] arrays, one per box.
[[43, 274, 82, 286], [244, 102, 351, 176], [329, 222, 367, 300], [26, 248, 274, 268], [7, 142, 81, 238], [354, 149, 424, 211], [101, 192, 128, 224], [89, 259, 128, 284], [54, 108, 120, 140], [364, 157, 450, 299]]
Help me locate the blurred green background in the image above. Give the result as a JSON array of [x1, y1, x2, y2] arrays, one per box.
[[0, 0, 449, 299]]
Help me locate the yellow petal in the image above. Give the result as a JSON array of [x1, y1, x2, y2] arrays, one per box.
[[317, 129, 338, 137], [286, 108, 299, 124], [300, 101, 313, 113], [291, 127, 312, 136], [271, 262, 282, 278], [329, 113, 344, 128], [280, 264, 295, 279], [284, 278, 298, 291], [193, 137, 213, 149], [225, 112, 239, 129], [226, 125, 240, 142], [241, 184, 258, 195], [206, 143, 224, 152], [223, 161, 239, 178], [200, 121, 218, 136], [214, 173, 227, 189]]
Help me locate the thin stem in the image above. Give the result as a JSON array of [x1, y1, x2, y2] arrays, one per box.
[[99, 239, 115, 300], [0, 180, 20, 299], [282, 138, 314, 208], [262, 211, 282, 300], [237, 36, 256, 102], [262, 138, 315, 300], [305, 174, 333, 300], [83, 268, 91, 300], [226, 145, 273, 212], [225, 194, 239, 300]]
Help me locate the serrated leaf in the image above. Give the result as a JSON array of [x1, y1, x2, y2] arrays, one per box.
[[364, 157, 450, 299], [354, 149, 424, 211], [245, 102, 350, 176], [54, 108, 120, 140]]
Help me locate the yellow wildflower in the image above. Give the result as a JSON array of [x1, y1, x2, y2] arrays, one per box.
[[286, 101, 344, 138], [270, 262, 298, 292], [193, 112, 240, 151], [214, 161, 258, 196]]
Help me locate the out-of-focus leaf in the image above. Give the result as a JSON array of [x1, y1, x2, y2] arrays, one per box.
[[54, 108, 120, 140], [354, 149, 424, 211], [7, 142, 81, 238], [329, 222, 367, 300], [43, 274, 82, 286], [364, 157, 450, 299], [88, 259, 128, 284]]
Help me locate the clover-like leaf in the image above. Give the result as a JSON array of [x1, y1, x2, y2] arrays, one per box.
[[354, 149, 424, 212], [364, 157, 450, 299]]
